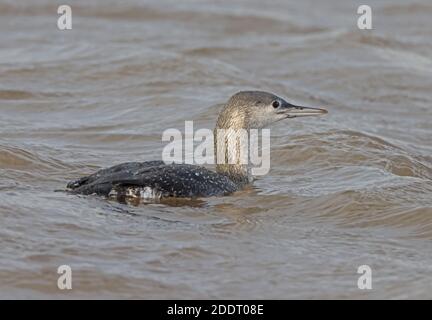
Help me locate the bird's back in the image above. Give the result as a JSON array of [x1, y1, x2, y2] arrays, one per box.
[[67, 161, 238, 200]]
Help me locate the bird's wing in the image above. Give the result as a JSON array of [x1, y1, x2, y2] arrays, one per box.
[[68, 162, 237, 198], [67, 161, 165, 190]]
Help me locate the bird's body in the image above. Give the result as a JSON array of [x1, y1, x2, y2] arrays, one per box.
[[67, 91, 327, 201], [67, 161, 237, 199]]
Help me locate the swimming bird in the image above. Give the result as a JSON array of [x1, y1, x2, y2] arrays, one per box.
[[67, 91, 327, 200]]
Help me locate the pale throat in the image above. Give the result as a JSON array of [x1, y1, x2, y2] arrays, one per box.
[[213, 114, 252, 186]]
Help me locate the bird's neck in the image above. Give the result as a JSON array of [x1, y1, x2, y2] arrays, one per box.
[[213, 125, 251, 187], [213, 103, 254, 186]]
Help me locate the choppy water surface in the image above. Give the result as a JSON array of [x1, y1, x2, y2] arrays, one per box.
[[1, 0, 432, 299]]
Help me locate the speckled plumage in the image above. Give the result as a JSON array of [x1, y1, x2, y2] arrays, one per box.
[[67, 161, 237, 199]]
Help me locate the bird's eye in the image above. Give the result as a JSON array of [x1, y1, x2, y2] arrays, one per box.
[[272, 100, 280, 108]]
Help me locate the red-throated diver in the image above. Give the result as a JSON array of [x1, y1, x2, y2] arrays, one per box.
[[67, 91, 327, 200]]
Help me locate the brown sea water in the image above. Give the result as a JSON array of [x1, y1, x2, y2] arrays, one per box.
[[1, 0, 432, 299]]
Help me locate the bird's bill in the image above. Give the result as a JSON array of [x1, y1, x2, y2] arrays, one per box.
[[280, 104, 328, 118]]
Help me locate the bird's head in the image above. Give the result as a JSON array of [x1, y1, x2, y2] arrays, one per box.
[[216, 91, 328, 129]]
